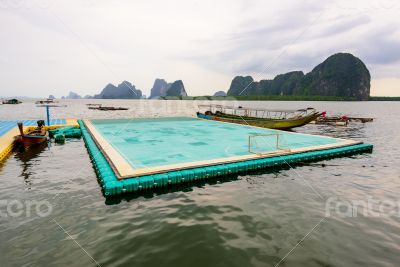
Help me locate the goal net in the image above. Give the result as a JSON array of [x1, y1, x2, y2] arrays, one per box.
[[248, 133, 291, 155]]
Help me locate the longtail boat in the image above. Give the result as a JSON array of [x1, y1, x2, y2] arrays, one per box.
[[197, 105, 321, 130], [311, 114, 373, 126], [97, 106, 129, 111], [35, 99, 58, 104], [87, 103, 102, 109], [14, 121, 48, 150], [2, 98, 22, 104], [87, 104, 129, 110]]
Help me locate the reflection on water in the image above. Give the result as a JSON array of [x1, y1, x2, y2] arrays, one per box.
[[311, 123, 368, 139], [105, 175, 240, 206], [14, 142, 48, 189], [1, 100, 400, 267]]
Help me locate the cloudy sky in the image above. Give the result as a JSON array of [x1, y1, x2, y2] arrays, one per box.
[[1, 0, 399, 97]]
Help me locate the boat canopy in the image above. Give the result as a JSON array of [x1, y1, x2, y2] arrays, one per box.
[[198, 104, 317, 120], [198, 104, 315, 113]]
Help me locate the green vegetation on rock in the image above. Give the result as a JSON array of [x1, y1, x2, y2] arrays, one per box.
[[161, 95, 356, 101], [227, 53, 371, 101], [369, 96, 400, 101]]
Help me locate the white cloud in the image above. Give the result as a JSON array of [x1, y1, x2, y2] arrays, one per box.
[[0, 0, 399, 97]]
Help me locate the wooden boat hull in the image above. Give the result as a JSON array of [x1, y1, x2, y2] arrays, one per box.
[[197, 112, 321, 130], [88, 106, 129, 110], [2, 100, 21, 104], [15, 135, 47, 150], [98, 107, 129, 111], [14, 122, 48, 151]]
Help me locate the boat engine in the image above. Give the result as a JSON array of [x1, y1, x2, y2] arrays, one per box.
[[37, 120, 45, 128]]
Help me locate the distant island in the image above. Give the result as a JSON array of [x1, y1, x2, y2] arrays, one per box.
[[94, 81, 143, 99], [57, 53, 384, 101], [227, 53, 371, 101], [213, 91, 227, 97], [62, 81, 143, 99], [62, 79, 187, 100], [149, 79, 187, 99]]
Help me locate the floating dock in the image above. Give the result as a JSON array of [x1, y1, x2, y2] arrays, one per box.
[[79, 117, 373, 196], [0, 119, 79, 162]]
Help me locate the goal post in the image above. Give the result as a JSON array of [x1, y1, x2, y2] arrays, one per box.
[[248, 133, 291, 155]]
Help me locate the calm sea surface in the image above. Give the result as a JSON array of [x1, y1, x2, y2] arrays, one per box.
[[0, 100, 399, 267]]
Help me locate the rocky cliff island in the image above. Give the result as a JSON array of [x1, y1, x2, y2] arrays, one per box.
[[93, 81, 142, 99], [227, 53, 371, 101], [149, 79, 188, 99]]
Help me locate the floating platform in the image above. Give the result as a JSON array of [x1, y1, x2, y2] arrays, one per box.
[[0, 119, 79, 162], [79, 117, 373, 196]]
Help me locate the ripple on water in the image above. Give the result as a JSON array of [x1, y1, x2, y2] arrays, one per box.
[[1, 101, 400, 266]]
